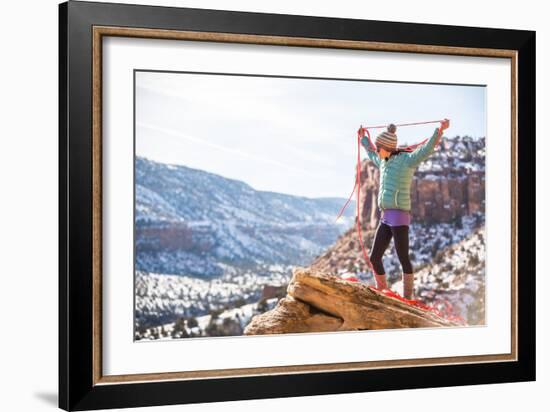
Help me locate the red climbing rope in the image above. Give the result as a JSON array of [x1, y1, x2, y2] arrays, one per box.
[[365, 119, 446, 152], [334, 120, 467, 325], [361, 119, 445, 130], [377, 288, 467, 325], [337, 121, 445, 265]]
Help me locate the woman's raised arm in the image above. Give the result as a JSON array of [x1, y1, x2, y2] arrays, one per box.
[[359, 128, 381, 168], [404, 119, 449, 167]]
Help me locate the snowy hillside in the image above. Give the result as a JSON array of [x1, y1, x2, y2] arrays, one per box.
[[135, 212, 485, 337], [137, 219, 485, 340], [135, 263, 290, 328], [136, 157, 355, 277], [417, 135, 485, 177], [136, 299, 280, 341], [412, 225, 485, 325]]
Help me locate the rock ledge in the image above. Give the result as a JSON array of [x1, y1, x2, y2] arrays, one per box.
[[244, 267, 461, 335]]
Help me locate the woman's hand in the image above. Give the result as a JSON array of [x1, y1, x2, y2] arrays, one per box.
[[440, 118, 450, 131], [359, 127, 377, 152]]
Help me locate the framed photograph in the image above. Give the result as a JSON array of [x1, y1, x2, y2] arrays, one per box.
[[59, 1, 535, 410]]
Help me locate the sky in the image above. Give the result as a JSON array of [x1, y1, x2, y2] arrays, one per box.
[[135, 71, 486, 198]]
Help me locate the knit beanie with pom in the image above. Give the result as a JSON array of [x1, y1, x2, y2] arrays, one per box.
[[375, 124, 398, 152]]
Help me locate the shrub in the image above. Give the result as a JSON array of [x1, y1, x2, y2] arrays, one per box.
[[186, 316, 198, 328]]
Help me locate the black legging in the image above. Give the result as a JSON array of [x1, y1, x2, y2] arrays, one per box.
[[369, 222, 413, 275]]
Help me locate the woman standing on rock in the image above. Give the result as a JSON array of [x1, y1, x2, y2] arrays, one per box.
[[359, 119, 450, 300]]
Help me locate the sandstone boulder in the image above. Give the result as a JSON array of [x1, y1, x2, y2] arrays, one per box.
[[244, 267, 461, 335]]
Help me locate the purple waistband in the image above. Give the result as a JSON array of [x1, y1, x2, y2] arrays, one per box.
[[381, 208, 411, 226]]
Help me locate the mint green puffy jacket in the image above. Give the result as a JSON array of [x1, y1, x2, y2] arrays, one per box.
[[361, 128, 441, 212]]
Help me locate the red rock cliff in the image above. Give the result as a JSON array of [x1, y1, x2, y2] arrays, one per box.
[[357, 136, 485, 227]]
